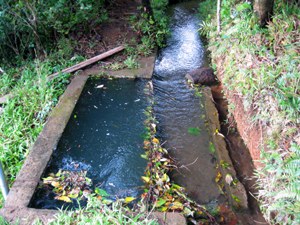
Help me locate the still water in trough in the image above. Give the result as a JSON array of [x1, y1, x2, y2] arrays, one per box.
[[30, 79, 148, 209]]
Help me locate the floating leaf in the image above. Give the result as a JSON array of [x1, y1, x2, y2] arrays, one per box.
[[95, 188, 109, 196], [141, 176, 150, 183], [163, 173, 169, 182], [188, 127, 200, 135], [141, 154, 148, 159], [221, 162, 230, 168], [55, 196, 72, 202], [184, 207, 194, 217], [144, 140, 150, 146], [51, 181, 60, 188], [153, 138, 159, 144], [125, 197, 136, 203], [209, 144, 215, 153], [68, 193, 78, 199]]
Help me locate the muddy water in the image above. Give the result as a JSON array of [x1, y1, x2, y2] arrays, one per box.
[[153, 1, 225, 207]]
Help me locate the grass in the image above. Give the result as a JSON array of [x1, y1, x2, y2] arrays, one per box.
[[199, 0, 300, 224], [0, 197, 159, 224], [0, 54, 86, 207]]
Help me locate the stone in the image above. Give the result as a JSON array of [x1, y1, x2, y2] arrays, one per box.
[[185, 68, 218, 85]]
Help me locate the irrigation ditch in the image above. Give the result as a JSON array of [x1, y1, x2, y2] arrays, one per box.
[[0, 0, 264, 224]]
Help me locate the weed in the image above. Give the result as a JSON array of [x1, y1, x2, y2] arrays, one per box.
[[124, 56, 140, 69], [199, 1, 300, 224], [0, 54, 84, 207]]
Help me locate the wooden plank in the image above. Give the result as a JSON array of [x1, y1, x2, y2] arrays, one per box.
[[0, 46, 124, 103], [48, 45, 124, 80]]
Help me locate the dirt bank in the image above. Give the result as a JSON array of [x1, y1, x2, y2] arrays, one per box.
[[211, 84, 266, 223]]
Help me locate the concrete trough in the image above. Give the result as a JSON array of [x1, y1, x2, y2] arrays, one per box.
[[0, 52, 246, 224]]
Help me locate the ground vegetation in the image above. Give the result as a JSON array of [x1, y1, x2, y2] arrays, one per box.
[[199, 0, 300, 224], [0, 0, 169, 216]]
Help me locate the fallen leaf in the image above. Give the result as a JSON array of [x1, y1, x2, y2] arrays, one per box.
[[153, 138, 159, 144], [141, 176, 150, 183], [125, 197, 136, 203], [155, 200, 167, 207], [51, 181, 60, 188], [55, 196, 72, 202]]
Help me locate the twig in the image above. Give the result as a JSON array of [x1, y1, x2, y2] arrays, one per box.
[[179, 157, 198, 168]]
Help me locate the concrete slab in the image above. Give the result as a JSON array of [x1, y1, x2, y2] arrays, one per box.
[[81, 50, 157, 79], [0, 75, 89, 224], [153, 212, 186, 225], [0, 52, 157, 224]]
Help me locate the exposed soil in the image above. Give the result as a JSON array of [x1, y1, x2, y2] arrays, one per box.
[[68, 0, 144, 68], [211, 84, 266, 224]]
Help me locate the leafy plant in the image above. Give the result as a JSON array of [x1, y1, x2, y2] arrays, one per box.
[[0, 0, 108, 65], [199, 0, 300, 224], [124, 56, 140, 69]]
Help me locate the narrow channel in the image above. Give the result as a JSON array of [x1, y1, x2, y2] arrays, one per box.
[[153, 0, 225, 208]]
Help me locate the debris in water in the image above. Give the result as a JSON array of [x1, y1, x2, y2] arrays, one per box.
[[41, 169, 93, 203], [95, 84, 104, 88], [134, 99, 140, 102], [107, 182, 115, 187]]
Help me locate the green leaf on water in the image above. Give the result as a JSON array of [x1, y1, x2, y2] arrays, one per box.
[[209, 144, 215, 153], [188, 127, 200, 135], [95, 188, 109, 196], [195, 92, 202, 97], [141, 154, 148, 159]]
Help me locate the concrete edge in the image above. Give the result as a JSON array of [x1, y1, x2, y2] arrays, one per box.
[[82, 48, 157, 79], [0, 75, 89, 224], [202, 87, 248, 212]]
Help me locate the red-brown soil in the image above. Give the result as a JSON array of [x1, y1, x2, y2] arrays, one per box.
[[69, 0, 143, 64]]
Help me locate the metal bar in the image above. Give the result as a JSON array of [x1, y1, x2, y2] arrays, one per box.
[[0, 161, 9, 200]]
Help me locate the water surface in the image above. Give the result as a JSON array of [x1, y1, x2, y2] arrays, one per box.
[[30, 78, 148, 209], [153, 0, 224, 205]]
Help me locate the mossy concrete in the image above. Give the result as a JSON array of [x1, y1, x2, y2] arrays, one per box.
[[0, 75, 89, 224], [81, 50, 157, 79], [0, 53, 186, 224], [202, 87, 248, 212]]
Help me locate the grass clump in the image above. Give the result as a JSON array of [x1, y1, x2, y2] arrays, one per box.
[[0, 55, 86, 207], [199, 1, 300, 224], [0, 196, 158, 224]]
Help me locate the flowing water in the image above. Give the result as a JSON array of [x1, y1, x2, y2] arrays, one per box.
[[153, 1, 225, 207], [30, 79, 148, 209], [29, 2, 263, 222]]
